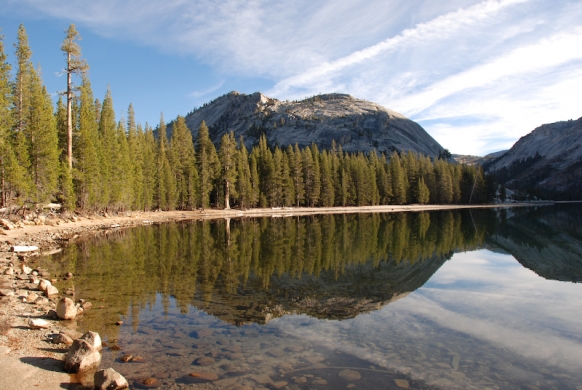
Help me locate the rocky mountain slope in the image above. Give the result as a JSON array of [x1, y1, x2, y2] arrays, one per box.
[[173, 91, 445, 157], [485, 117, 582, 198], [485, 205, 582, 282]]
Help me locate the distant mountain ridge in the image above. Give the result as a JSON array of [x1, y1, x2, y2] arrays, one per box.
[[485, 116, 582, 199], [172, 91, 445, 158], [452, 150, 508, 166]]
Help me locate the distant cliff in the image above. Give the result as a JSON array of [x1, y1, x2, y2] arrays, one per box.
[[485, 117, 582, 199], [171, 91, 445, 158]]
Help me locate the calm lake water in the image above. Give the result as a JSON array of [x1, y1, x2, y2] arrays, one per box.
[[41, 204, 582, 389]]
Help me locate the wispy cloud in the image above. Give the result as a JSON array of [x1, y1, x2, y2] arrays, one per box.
[[268, 0, 527, 97], [187, 80, 225, 99], [2, 0, 581, 155]]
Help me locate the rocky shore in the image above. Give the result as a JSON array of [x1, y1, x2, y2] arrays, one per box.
[[0, 202, 554, 389]]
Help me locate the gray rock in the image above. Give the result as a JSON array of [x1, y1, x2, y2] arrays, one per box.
[[80, 331, 102, 351], [171, 92, 445, 158], [64, 339, 101, 373], [94, 368, 129, 390], [56, 297, 77, 320], [52, 333, 74, 345]]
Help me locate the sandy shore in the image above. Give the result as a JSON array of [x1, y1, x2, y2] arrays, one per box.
[[0, 201, 558, 389]]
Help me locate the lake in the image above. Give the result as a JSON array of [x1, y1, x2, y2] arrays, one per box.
[[41, 204, 582, 389]]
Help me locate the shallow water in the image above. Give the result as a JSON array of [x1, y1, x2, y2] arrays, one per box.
[[41, 205, 582, 389]]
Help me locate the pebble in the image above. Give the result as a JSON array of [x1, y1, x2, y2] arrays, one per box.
[[272, 381, 288, 389], [394, 379, 410, 388], [195, 356, 215, 366], [26, 292, 38, 302], [183, 372, 219, 383], [312, 379, 328, 385], [52, 333, 74, 345], [28, 318, 50, 329]]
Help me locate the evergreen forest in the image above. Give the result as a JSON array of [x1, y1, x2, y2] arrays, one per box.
[[0, 24, 496, 212]]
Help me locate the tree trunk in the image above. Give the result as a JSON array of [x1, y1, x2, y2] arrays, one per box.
[[224, 179, 230, 210], [66, 52, 73, 170]]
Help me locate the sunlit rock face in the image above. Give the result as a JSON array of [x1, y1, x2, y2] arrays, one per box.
[[485, 116, 582, 197], [171, 91, 445, 157]]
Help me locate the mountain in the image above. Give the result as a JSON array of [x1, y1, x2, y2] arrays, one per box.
[[452, 150, 508, 165], [485, 117, 582, 199], [173, 91, 445, 158]]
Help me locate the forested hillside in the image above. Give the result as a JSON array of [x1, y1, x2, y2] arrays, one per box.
[[0, 24, 495, 212]]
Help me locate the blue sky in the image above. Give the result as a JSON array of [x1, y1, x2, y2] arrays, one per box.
[[1, 0, 581, 155]]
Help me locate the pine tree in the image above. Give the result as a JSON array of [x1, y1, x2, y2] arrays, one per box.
[[319, 151, 334, 207], [0, 32, 25, 206], [113, 119, 134, 209], [156, 114, 176, 210], [235, 137, 253, 209], [416, 177, 430, 204], [171, 115, 198, 209], [249, 149, 260, 207], [28, 73, 59, 203], [195, 120, 219, 209], [61, 24, 88, 170], [11, 24, 33, 201], [389, 152, 406, 204], [218, 131, 237, 209], [97, 88, 117, 207], [289, 144, 304, 207], [55, 96, 67, 161], [127, 104, 144, 209], [141, 124, 157, 210], [75, 77, 101, 209]]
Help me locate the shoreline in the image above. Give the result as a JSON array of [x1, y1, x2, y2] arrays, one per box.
[[0, 201, 564, 388]]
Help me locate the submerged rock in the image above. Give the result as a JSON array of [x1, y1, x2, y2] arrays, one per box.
[[94, 368, 129, 390], [338, 369, 361, 381]]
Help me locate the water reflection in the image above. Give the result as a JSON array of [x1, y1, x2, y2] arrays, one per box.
[[40, 205, 582, 389]]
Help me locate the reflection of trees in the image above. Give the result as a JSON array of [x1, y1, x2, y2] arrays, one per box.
[[42, 210, 487, 335]]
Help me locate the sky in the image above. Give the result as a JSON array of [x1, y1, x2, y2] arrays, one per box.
[[1, 0, 581, 156]]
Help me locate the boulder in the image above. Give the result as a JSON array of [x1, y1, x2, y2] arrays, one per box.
[[38, 279, 51, 292], [80, 331, 102, 351], [0, 289, 14, 297], [28, 318, 50, 329], [64, 339, 101, 373], [45, 285, 59, 297], [56, 297, 76, 320], [94, 368, 129, 390]]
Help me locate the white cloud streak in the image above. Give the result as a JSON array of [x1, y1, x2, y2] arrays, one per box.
[[3, 0, 581, 155], [268, 0, 528, 96]]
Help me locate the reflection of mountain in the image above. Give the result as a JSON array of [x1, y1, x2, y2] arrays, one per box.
[[195, 253, 449, 325], [42, 211, 482, 332], [484, 205, 582, 282]]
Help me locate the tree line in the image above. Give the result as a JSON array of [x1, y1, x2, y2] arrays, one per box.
[[0, 24, 495, 211]]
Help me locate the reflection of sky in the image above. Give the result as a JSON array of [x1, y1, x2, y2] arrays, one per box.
[[270, 250, 582, 387]]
